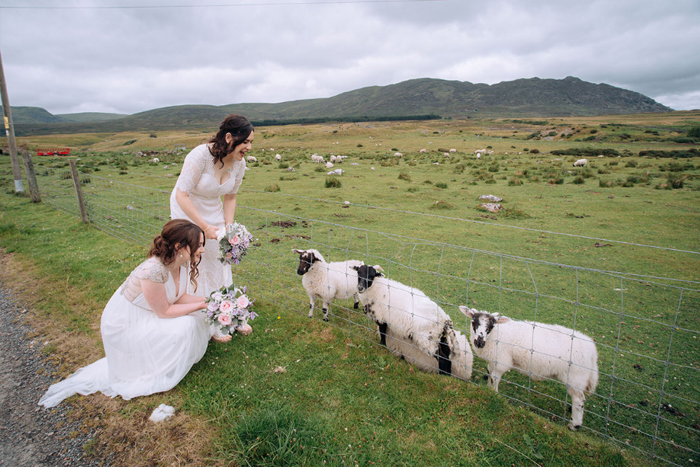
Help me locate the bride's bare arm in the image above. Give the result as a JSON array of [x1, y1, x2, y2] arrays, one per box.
[[223, 193, 237, 226], [141, 279, 206, 319], [175, 293, 206, 305]]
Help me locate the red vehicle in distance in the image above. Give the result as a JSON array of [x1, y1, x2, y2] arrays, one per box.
[[36, 148, 71, 156]]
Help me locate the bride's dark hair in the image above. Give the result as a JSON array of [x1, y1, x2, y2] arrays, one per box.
[[209, 114, 254, 168], [149, 219, 205, 289]]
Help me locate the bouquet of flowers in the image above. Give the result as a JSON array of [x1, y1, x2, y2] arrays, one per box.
[[203, 285, 257, 336], [217, 222, 253, 265]]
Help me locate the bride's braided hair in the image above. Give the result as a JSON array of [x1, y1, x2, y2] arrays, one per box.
[[209, 114, 254, 168], [149, 219, 205, 290]]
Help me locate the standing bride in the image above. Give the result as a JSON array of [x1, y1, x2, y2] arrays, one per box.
[[40, 220, 211, 408], [170, 114, 254, 337]]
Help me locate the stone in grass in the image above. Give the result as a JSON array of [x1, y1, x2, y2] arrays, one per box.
[[478, 194, 503, 202], [478, 203, 503, 213], [149, 404, 175, 423]]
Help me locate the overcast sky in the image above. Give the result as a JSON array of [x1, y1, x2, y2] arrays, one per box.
[[1, 0, 699, 115]]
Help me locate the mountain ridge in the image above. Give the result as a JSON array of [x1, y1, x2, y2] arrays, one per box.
[[5, 76, 673, 135]]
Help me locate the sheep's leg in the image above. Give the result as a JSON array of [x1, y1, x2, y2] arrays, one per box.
[[568, 389, 586, 430], [322, 300, 330, 322], [437, 332, 452, 376], [377, 322, 388, 346], [353, 293, 360, 309], [307, 295, 315, 318], [487, 362, 504, 393]]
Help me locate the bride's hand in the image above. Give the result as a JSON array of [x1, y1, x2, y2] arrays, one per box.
[[205, 227, 220, 240]]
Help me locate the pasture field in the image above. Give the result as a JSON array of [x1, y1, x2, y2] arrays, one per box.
[[1, 112, 699, 466]]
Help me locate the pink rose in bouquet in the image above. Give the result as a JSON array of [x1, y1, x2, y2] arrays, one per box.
[[202, 284, 257, 337], [219, 300, 234, 314], [217, 222, 253, 266], [218, 314, 232, 326], [236, 294, 250, 309]]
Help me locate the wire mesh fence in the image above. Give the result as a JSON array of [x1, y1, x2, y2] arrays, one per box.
[[26, 168, 700, 466]]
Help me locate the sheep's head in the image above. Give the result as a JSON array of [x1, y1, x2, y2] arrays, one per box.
[[459, 306, 510, 349], [351, 264, 384, 293], [292, 249, 324, 275]]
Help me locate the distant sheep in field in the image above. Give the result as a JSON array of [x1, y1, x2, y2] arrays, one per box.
[[311, 154, 324, 163], [449, 148, 457, 153], [330, 155, 337, 162], [573, 158, 588, 167], [460, 307, 599, 430], [394, 152, 403, 157], [419, 149, 427, 153], [335, 155, 345, 163], [327, 168, 343, 175], [443, 152, 450, 157], [292, 249, 364, 322], [151, 157, 160, 163], [246, 156, 258, 163], [275, 154, 282, 161], [326, 162, 334, 168]]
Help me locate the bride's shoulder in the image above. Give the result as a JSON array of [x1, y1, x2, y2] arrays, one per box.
[[134, 257, 169, 283]]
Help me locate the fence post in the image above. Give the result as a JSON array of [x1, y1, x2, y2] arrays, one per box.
[[69, 159, 89, 223], [20, 148, 41, 203]]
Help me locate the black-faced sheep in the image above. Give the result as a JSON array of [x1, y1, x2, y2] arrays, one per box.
[[352, 264, 456, 376], [460, 306, 599, 430], [292, 249, 363, 322]]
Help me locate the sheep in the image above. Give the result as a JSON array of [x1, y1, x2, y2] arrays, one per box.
[[335, 155, 344, 163], [327, 168, 343, 175], [330, 155, 337, 162], [460, 307, 599, 430], [449, 148, 457, 153], [246, 155, 258, 163], [311, 154, 324, 163], [394, 152, 403, 157], [386, 326, 473, 381], [573, 158, 587, 167], [325, 161, 334, 168], [275, 154, 282, 161], [419, 149, 427, 153], [151, 157, 160, 163], [476, 154, 481, 159], [292, 249, 364, 322], [352, 264, 456, 375]]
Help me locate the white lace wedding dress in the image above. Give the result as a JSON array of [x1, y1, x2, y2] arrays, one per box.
[[170, 144, 246, 296], [39, 257, 210, 408]]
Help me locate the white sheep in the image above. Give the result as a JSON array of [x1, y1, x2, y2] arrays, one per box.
[[449, 148, 457, 153], [246, 155, 258, 163], [419, 149, 427, 153], [327, 168, 343, 175], [292, 249, 363, 322], [275, 154, 282, 161], [311, 154, 324, 163], [573, 158, 588, 167], [394, 152, 403, 157], [352, 265, 457, 376], [330, 155, 337, 162], [460, 307, 599, 430], [325, 161, 334, 168], [386, 326, 473, 381], [151, 157, 160, 163], [335, 155, 344, 163]]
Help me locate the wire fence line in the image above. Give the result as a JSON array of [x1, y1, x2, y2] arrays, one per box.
[[28, 169, 700, 466]]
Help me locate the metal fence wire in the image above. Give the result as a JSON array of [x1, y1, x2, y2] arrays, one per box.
[[31, 169, 700, 466]]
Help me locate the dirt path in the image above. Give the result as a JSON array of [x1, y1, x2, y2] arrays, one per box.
[[0, 287, 106, 467]]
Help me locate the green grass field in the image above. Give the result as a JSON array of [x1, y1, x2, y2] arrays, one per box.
[[1, 113, 699, 465]]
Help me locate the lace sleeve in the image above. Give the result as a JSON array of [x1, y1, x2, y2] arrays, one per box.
[[175, 146, 208, 194], [135, 258, 169, 283], [229, 159, 247, 194]]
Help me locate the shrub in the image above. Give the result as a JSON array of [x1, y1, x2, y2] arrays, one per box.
[[688, 126, 700, 138], [435, 182, 448, 189], [488, 163, 499, 173], [530, 149, 540, 154], [398, 172, 411, 181], [278, 163, 289, 169], [508, 177, 523, 186], [599, 178, 617, 188], [123, 139, 137, 145], [429, 200, 453, 210], [625, 160, 637, 168], [325, 177, 342, 188], [665, 173, 687, 189], [314, 167, 326, 173], [548, 131, 557, 137], [572, 176, 585, 184], [590, 129, 598, 134], [264, 184, 280, 192], [502, 206, 531, 219], [549, 176, 564, 185], [407, 187, 419, 193]]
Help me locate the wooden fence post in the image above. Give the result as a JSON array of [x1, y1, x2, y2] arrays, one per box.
[[69, 159, 89, 223], [20, 148, 41, 203]]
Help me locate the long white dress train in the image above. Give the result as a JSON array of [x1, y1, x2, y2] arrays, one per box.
[[169, 143, 246, 296], [39, 257, 210, 408]]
